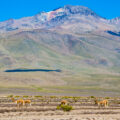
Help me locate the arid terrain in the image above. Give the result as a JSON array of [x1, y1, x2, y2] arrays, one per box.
[[0, 96, 120, 120], [0, 5, 120, 120]]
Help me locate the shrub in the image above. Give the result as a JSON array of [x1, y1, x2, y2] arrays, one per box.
[[73, 97, 79, 102], [34, 96, 42, 98], [90, 96, 95, 98], [7, 95, 14, 98], [62, 96, 70, 99], [61, 105, 73, 111], [105, 97, 110, 99], [50, 96, 57, 98], [56, 105, 61, 110], [57, 104, 73, 112], [23, 96, 29, 98], [14, 96, 20, 98]]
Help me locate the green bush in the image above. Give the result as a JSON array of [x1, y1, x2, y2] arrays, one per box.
[[56, 105, 61, 110], [73, 98, 79, 102], [105, 97, 110, 99], [50, 96, 57, 98], [90, 96, 95, 98], [23, 96, 29, 98], [7, 95, 14, 98], [57, 104, 73, 112], [61, 105, 73, 111], [34, 96, 42, 98], [14, 96, 20, 98]]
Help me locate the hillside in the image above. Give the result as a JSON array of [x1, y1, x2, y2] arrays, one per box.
[[0, 5, 120, 96]]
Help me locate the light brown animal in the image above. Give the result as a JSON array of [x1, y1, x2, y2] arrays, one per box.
[[11, 98, 25, 108], [60, 100, 69, 105], [94, 99, 108, 107], [24, 99, 31, 107]]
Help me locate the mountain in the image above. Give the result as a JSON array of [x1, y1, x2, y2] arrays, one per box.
[[109, 17, 120, 30], [0, 5, 120, 96], [0, 5, 120, 70], [0, 5, 118, 33], [110, 17, 120, 24]]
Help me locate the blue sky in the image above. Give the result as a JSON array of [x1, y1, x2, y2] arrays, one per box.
[[0, 0, 119, 21]]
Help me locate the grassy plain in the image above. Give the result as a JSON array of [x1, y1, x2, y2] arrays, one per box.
[[0, 68, 120, 96]]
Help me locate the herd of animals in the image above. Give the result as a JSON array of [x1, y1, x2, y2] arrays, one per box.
[[11, 97, 31, 108], [10, 97, 108, 109]]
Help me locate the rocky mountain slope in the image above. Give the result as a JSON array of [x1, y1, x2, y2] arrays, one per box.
[[0, 5, 120, 73], [0, 5, 119, 32]]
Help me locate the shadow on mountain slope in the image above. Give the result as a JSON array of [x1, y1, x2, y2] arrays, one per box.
[[5, 69, 62, 72]]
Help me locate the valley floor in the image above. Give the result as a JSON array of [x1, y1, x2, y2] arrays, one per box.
[[1, 111, 120, 120], [1, 71, 120, 97], [0, 96, 120, 120]]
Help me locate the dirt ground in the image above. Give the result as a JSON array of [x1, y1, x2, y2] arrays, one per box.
[[0, 96, 120, 120], [0, 111, 120, 120]]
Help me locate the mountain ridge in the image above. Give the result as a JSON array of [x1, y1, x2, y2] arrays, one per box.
[[0, 5, 119, 33], [0, 5, 119, 71]]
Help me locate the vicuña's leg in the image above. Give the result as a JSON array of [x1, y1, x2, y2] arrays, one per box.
[[98, 103, 100, 108], [17, 104, 18, 108], [25, 103, 28, 108], [105, 102, 108, 108], [17, 103, 20, 108], [107, 101, 108, 107]]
